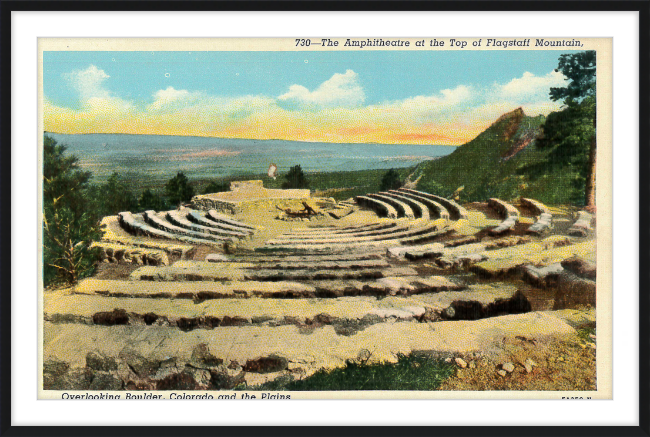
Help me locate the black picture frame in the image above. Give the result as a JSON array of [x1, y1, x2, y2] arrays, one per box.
[[1, 1, 648, 436]]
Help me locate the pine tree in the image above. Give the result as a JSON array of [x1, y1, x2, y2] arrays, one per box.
[[282, 165, 310, 189], [539, 51, 597, 211], [43, 136, 101, 286], [380, 168, 402, 191], [165, 172, 195, 206]]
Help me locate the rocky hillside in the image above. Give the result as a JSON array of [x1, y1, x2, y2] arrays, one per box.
[[412, 108, 583, 205]]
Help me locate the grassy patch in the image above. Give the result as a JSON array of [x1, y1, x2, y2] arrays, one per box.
[[251, 354, 456, 391]]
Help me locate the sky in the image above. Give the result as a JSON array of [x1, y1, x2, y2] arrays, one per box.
[[43, 50, 576, 145]]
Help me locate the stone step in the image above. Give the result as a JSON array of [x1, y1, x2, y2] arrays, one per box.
[[527, 213, 553, 235], [398, 189, 468, 220], [188, 211, 255, 235], [389, 189, 449, 220], [46, 283, 523, 332], [166, 211, 249, 238], [43, 309, 586, 389], [368, 193, 415, 219], [99, 237, 194, 258], [130, 262, 418, 282], [355, 196, 398, 218], [118, 212, 221, 247], [90, 242, 169, 266], [206, 210, 256, 231], [379, 191, 430, 220], [275, 223, 411, 241], [234, 253, 384, 263], [471, 239, 596, 277], [242, 259, 391, 271], [74, 273, 458, 300], [259, 223, 451, 252], [143, 211, 234, 242], [267, 221, 439, 245], [293, 222, 396, 234]]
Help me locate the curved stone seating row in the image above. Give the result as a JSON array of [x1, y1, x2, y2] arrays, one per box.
[[355, 196, 398, 219], [167, 211, 249, 239], [275, 223, 413, 242], [91, 242, 170, 266], [260, 224, 451, 252], [187, 211, 254, 236], [520, 198, 552, 235], [398, 188, 468, 220], [268, 221, 439, 245], [287, 222, 397, 236], [118, 212, 219, 246], [568, 211, 593, 237], [300, 222, 395, 233], [391, 190, 450, 220], [206, 210, 256, 231], [143, 211, 235, 243], [379, 191, 429, 220], [367, 194, 415, 219], [100, 236, 194, 258], [488, 198, 520, 235]]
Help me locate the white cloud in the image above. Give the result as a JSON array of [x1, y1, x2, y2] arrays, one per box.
[[63, 64, 133, 112], [63, 65, 111, 101], [278, 69, 365, 109], [494, 70, 566, 102]]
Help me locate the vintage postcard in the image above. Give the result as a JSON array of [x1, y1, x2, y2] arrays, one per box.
[[38, 37, 612, 400]]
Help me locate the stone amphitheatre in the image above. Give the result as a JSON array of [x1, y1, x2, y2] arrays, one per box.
[[43, 179, 597, 391]]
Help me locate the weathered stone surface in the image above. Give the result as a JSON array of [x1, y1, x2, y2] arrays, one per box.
[[379, 191, 430, 219], [398, 189, 467, 220], [92, 309, 129, 326], [86, 351, 118, 371], [43, 310, 581, 385], [244, 355, 289, 373], [167, 210, 248, 239], [205, 253, 233, 263], [368, 193, 415, 219], [89, 371, 123, 390], [190, 344, 224, 368], [118, 347, 160, 377], [561, 256, 596, 280], [355, 195, 398, 219], [144, 210, 234, 242]]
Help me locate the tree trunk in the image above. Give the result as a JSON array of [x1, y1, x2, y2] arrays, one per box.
[[584, 136, 597, 213]]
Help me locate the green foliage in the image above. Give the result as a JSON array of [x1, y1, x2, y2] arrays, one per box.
[[43, 136, 101, 286], [202, 179, 230, 194], [549, 51, 596, 103], [380, 168, 403, 191], [87, 172, 138, 217], [138, 189, 167, 211], [282, 165, 310, 189], [537, 51, 597, 207], [165, 172, 195, 206], [250, 354, 455, 391]]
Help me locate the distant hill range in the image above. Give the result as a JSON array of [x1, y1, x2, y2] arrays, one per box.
[[411, 108, 583, 206]]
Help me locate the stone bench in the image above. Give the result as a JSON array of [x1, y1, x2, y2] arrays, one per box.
[[267, 222, 439, 245], [398, 189, 467, 220], [287, 222, 397, 236], [521, 198, 550, 215], [167, 210, 248, 239], [354, 196, 398, 219], [187, 211, 253, 236], [368, 193, 415, 219], [206, 210, 256, 231], [568, 211, 593, 237], [390, 190, 450, 220], [379, 191, 430, 220], [487, 198, 520, 235], [118, 212, 220, 246], [274, 223, 412, 242], [144, 211, 234, 243], [91, 242, 170, 266]]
